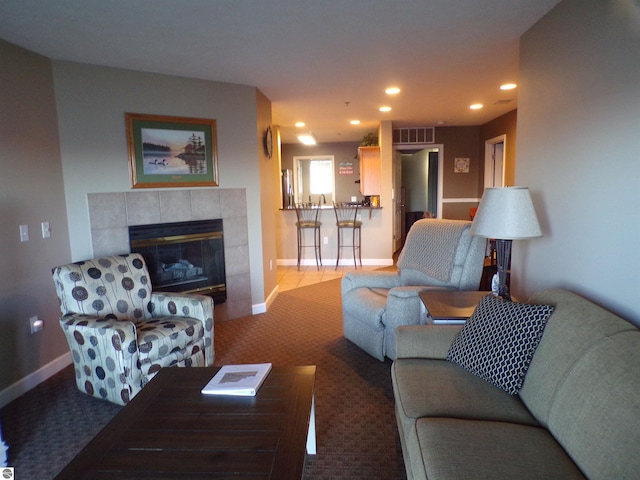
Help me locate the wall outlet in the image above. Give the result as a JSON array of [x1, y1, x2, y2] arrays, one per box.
[[323, 236, 328, 245], [30, 316, 43, 334]]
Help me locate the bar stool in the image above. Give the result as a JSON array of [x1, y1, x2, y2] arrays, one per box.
[[334, 202, 362, 270], [294, 203, 322, 270]]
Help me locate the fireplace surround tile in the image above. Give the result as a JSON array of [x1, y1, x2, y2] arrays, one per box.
[[159, 190, 192, 223], [88, 188, 252, 319], [91, 227, 129, 257], [223, 216, 249, 247], [126, 191, 161, 226], [220, 188, 247, 218], [88, 192, 127, 228], [224, 245, 250, 276], [191, 189, 221, 220]]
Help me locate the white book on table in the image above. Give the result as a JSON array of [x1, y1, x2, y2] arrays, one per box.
[[201, 363, 272, 396]]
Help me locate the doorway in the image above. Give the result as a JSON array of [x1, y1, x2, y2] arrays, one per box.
[[484, 135, 506, 188], [393, 145, 442, 249]]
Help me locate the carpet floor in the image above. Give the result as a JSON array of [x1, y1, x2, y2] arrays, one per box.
[[1, 278, 407, 479]]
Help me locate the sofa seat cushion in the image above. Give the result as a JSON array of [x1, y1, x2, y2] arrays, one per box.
[[136, 316, 205, 364], [415, 418, 586, 480], [392, 358, 538, 426], [140, 336, 207, 381]]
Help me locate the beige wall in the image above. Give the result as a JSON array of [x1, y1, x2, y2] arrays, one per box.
[[256, 90, 279, 306], [0, 40, 71, 398]]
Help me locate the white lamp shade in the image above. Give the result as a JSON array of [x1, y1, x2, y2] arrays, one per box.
[[470, 186, 542, 240]]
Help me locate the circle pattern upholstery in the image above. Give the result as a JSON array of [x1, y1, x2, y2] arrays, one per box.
[[52, 253, 214, 405]]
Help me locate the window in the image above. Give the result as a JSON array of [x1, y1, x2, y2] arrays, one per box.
[[293, 156, 335, 205]]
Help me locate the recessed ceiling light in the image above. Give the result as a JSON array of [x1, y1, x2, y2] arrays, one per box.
[[385, 87, 401, 95], [469, 103, 483, 110], [297, 132, 316, 145], [295, 122, 306, 127], [500, 83, 517, 90], [379, 106, 392, 112], [350, 120, 360, 125]]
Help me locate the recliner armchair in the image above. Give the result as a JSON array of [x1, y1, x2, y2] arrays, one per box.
[[51, 253, 214, 405], [341, 219, 486, 361]]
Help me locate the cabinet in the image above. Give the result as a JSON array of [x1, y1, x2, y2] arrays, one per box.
[[358, 146, 381, 195]]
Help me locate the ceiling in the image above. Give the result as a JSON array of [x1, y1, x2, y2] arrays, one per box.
[[0, 0, 561, 144]]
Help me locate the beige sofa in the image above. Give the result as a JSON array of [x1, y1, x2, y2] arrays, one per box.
[[392, 288, 640, 480]]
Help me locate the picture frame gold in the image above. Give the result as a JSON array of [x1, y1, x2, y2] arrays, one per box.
[[126, 113, 219, 188]]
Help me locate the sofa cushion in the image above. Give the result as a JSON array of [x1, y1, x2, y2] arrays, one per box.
[[546, 331, 640, 480], [519, 289, 638, 427], [392, 358, 538, 426], [414, 418, 586, 480], [136, 315, 205, 364], [447, 295, 554, 394]]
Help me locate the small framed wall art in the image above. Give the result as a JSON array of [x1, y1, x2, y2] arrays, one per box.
[[126, 113, 219, 188], [454, 157, 470, 174]]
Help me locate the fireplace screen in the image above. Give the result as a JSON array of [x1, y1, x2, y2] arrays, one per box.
[[129, 219, 226, 303]]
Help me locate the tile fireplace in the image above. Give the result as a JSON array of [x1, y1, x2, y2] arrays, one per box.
[[88, 188, 251, 320]]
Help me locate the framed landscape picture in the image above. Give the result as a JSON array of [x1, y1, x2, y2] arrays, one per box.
[[126, 113, 219, 188]]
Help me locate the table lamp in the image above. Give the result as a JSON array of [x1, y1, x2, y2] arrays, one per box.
[[469, 186, 542, 300]]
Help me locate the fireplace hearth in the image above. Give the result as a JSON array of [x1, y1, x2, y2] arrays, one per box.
[[129, 219, 226, 304]]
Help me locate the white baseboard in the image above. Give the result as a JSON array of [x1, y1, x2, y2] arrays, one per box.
[[0, 352, 71, 409], [252, 302, 267, 315], [277, 258, 394, 267], [264, 284, 279, 310]]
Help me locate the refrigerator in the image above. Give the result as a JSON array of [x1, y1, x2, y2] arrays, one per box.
[[281, 169, 294, 208]]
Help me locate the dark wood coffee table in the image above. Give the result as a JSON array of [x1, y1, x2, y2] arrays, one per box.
[[55, 365, 316, 479]]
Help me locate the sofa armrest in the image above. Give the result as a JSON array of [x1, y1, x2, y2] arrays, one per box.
[[341, 271, 401, 295], [150, 292, 214, 365], [59, 313, 142, 404], [150, 291, 213, 323], [395, 324, 462, 360]]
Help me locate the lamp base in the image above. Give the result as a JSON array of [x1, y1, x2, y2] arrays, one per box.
[[495, 238, 512, 301]]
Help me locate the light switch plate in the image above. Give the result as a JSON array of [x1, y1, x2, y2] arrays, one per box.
[[19, 224, 29, 242]]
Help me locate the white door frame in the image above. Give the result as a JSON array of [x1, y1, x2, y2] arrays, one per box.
[[484, 135, 506, 189], [393, 144, 444, 219]]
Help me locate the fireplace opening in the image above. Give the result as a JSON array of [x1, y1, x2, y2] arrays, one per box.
[[129, 219, 226, 304]]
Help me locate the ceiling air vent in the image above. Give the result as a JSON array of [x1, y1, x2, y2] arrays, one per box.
[[393, 127, 435, 145]]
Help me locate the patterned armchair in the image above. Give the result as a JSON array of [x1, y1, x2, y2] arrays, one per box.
[[341, 219, 486, 361], [51, 253, 214, 405]]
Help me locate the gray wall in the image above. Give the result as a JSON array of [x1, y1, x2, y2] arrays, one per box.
[[514, 0, 640, 326], [0, 40, 71, 394], [0, 43, 275, 400], [52, 61, 269, 310]]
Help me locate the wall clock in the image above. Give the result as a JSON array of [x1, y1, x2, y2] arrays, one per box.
[[264, 125, 273, 158]]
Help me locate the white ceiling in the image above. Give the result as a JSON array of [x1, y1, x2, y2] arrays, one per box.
[[0, 0, 561, 143]]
